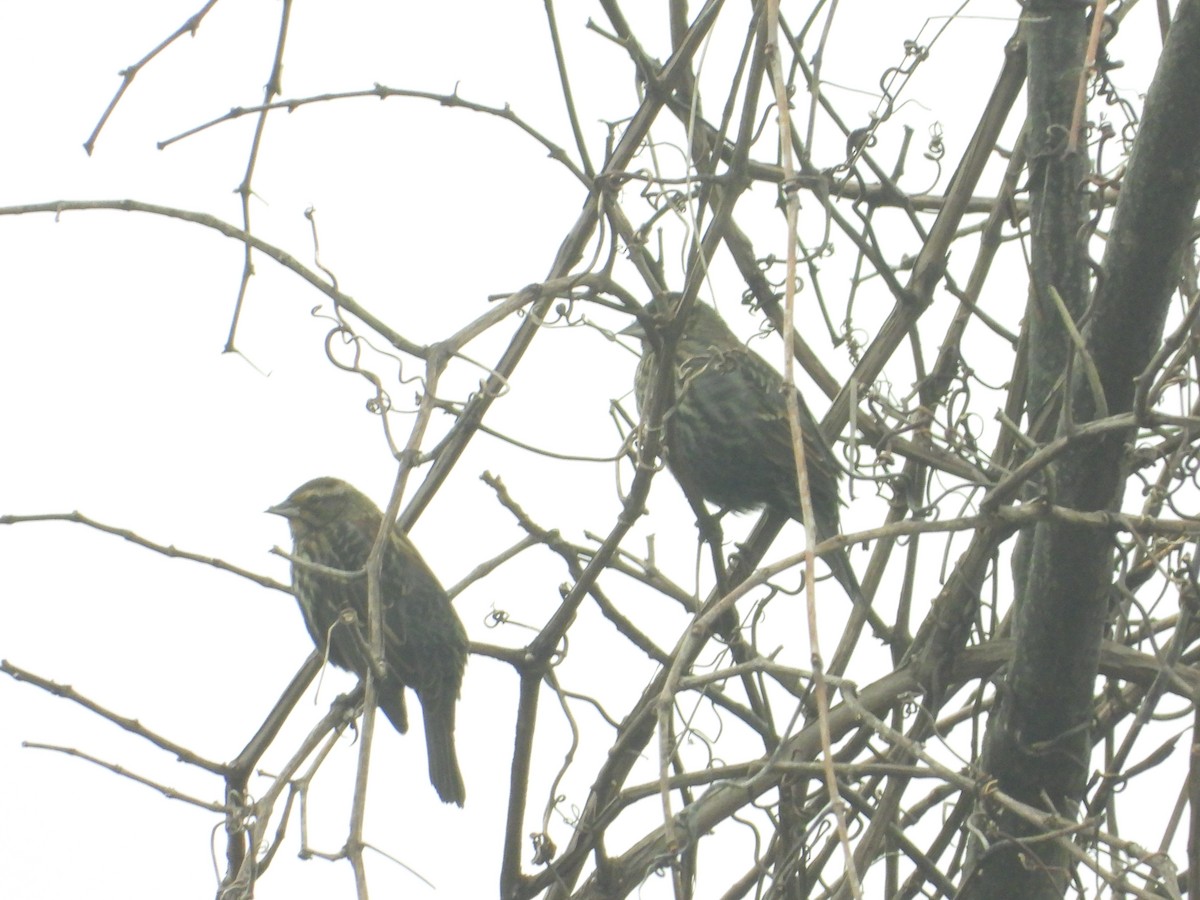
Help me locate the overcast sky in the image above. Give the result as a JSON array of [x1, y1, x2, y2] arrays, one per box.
[[0, 3, 1172, 898]]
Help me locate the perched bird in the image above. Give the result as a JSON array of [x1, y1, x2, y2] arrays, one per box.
[[267, 477, 468, 806], [623, 296, 865, 607]]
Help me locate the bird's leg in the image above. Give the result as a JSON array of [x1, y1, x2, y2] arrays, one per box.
[[680, 487, 732, 593], [331, 608, 389, 684], [685, 500, 779, 738], [682, 488, 749, 640]]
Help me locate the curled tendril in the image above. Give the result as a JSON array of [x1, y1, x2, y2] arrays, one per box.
[[925, 122, 945, 162], [364, 394, 391, 415], [530, 831, 557, 865]]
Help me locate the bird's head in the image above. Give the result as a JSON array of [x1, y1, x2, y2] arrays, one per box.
[[619, 294, 740, 350], [267, 477, 378, 536]]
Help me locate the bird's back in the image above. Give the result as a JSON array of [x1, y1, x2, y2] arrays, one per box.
[[641, 327, 844, 538]]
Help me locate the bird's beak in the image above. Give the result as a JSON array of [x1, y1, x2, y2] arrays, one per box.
[[266, 501, 297, 518], [619, 319, 647, 339]]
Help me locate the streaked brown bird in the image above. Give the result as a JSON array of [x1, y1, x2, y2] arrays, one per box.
[[268, 477, 468, 806], [624, 296, 865, 607]]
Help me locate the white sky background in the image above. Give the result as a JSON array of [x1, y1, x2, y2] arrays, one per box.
[[0, 3, 1172, 898]]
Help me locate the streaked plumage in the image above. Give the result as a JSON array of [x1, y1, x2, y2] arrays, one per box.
[[625, 297, 864, 606], [268, 477, 468, 806]]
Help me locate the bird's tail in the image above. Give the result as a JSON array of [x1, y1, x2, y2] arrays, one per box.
[[824, 545, 890, 644], [421, 692, 466, 806], [376, 685, 409, 735], [825, 545, 865, 608]]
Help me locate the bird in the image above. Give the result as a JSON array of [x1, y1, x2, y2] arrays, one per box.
[[267, 477, 468, 806], [622, 295, 865, 609]]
